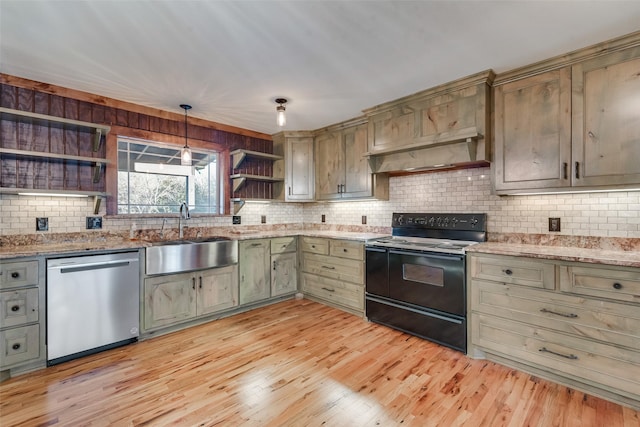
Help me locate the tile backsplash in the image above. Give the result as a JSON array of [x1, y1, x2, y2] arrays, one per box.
[[2, 167, 639, 238]]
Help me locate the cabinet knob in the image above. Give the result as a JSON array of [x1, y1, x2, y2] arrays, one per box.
[[12, 343, 20, 351], [503, 269, 513, 276], [11, 272, 20, 279], [11, 305, 20, 312], [343, 248, 348, 252], [613, 282, 623, 290], [273, 261, 276, 271]]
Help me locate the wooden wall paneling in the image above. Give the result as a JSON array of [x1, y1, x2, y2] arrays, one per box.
[[105, 132, 118, 214], [127, 111, 139, 130], [115, 108, 128, 127], [48, 96, 65, 190], [0, 84, 16, 107], [34, 92, 49, 115], [93, 104, 106, 124]]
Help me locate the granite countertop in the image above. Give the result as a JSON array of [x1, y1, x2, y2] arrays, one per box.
[[0, 230, 389, 259], [468, 242, 640, 268]]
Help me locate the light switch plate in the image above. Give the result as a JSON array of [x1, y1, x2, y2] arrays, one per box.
[[549, 217, 561, 232], [36, 217, 48, 231], [86, 216, 103, 230]]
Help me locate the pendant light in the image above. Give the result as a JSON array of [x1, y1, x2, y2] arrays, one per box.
[[275, 98, 287, 127], [180, 104, 192, 166]]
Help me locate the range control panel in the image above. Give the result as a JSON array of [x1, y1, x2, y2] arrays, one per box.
[[391, 213, 486, 231]]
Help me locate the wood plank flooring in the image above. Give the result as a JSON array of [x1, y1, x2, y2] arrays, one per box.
[[1, 299, 638, 426]]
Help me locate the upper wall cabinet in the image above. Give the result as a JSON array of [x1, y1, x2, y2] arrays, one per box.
[[494, 68, 572, 192], [272, 131, 315, 202], [362, 70, 494, 173], [314, 118, 388, 201], [494, 32, 640, 194]]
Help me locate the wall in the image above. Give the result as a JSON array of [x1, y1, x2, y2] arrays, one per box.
[[3, 166, 639, 238]]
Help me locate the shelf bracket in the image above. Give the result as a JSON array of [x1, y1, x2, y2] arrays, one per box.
[[232, 198, 245, 214], [232, 151, 247, 169], [232, 176, 247, 193], [92, 162, 104, 183], [93, 129, 103, 152], [93, 196, 101, 215]]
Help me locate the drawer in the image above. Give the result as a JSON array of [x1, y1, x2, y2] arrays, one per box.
[[0, 324, 40, 368], [0, 261, 39, 289], [301, 237, 329, 255], [559, 264, 640, 304], [470, 254, 555, 290], [471, 279, 640, 351], [301, 273, 364, 311], [271, 237, 297, 254], [472, 313, 640, 400], [302, 252, 364, 285], [0, 288, 39, 328], [330, 240, 364, 261]]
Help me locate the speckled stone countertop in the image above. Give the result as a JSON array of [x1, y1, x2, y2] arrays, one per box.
[[468, 233, 640, 268], [0, 229, 389, 259]]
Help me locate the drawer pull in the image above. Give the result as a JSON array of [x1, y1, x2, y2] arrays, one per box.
[[321, 287, 335, 293], [321, 265, 336, 270], [503, 269, 513, 276], [250, 243, 261, 247], [311, 245, 316, 249], [613, 282, 623, 290], [540, 308, 578, 318], [11, 305, 20, 312], [12, 343, 21, 351], [539, 347, 578, 360], [11, 272, 20, 279]]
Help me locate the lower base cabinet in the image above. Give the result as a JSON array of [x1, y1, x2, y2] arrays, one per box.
[[301, 237, 364, 316], [468, 253, 640, 410], [144, 265, 238, 331]]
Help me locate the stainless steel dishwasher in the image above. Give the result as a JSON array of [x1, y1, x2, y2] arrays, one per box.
[[47, 251, 140, 365]]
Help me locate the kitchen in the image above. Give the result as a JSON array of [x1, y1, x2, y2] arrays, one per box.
[[2, 1, 640, 425]]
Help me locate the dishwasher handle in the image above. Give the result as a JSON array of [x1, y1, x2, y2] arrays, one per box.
[[58, 260, 133, 274]]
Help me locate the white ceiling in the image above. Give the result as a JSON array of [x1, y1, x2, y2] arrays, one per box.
[[2, 1, 640, 136]]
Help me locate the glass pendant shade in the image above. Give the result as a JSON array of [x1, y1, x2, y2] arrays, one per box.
[[275, 98, 287, 127], [180, 104, 192, 166]]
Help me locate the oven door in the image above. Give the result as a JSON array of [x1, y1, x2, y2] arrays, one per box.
[[388, 249, 465, 316]]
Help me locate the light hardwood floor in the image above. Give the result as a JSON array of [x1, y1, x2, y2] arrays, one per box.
[[1, 299, 638, 426]]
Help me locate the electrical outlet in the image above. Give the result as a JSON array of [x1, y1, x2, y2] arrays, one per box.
[[321, 214, 326, 223], [86, 216, 103, 230], [362, 215, 367, 225], [232, 215, 241, 225], [549, 217, 561, 232], [261, 215, 266, 224], [36, 217, 48, 231]]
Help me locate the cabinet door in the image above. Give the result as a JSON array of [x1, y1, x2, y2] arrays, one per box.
[[572, 46, 640, 187], [367, 107, 415, 152], [315, 131, 344, 200], [271, 252, 297, 297], [342, 123, 373, 198], [494, 68, 572, 192], [239, 240, 271, 305], [286, 137, 315, 201], [0, 288, 39, 328], [144, 272, 196, 330], [196, 265, 238, 316]]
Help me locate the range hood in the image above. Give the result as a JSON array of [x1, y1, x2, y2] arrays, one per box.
[[364, 128, 488, 174], [362, 70, 494, 175]]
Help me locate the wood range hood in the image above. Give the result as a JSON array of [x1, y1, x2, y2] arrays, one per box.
[[362, 69, 494, 174]]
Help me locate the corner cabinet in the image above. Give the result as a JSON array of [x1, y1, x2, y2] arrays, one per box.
[[494, 34, 640, 194], [315, 118, 388, 201], [468, 253, 640, 410], [272, 131, 315, 201], [239, 237, 298, 304], [0, 107, 110, 197]]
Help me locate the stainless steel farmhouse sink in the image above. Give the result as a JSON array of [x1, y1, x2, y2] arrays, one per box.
[[145, 237, 238, 276]]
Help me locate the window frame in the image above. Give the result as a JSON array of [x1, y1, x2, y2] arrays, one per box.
[[105, 127, 230, 216]]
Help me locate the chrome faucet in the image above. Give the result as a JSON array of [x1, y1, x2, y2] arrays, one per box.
[[160, 218, 167, 239], [179, 202, 190, 239]]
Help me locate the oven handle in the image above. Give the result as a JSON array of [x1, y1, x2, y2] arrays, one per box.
[[365, 246, 387, 253], [366, 295, 463, 324], [388, 249, 464, 262]]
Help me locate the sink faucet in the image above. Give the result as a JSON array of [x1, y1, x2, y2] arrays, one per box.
[[179, 202, 190, 239], [160, 218, 167, 239]]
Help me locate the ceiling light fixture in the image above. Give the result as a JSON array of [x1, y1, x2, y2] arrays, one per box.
[[275, 98, 287, 127], [180, 103, 192, 166]]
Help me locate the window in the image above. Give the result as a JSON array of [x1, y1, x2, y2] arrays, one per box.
[[117, 138, 222, 214]]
